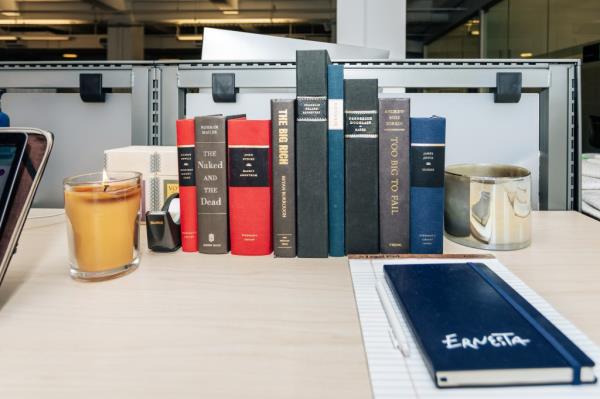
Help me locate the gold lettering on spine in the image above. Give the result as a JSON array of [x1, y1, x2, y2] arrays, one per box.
[[277, 106, 289, 222], [277, 108, 289, 166], [390, 136, 399, 215], [385, 106, 406, 217]]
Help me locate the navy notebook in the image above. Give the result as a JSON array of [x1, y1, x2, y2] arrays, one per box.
[[409, 117, 445, 254], [327, 64, 345, 256], [384, 263, 596, 388]]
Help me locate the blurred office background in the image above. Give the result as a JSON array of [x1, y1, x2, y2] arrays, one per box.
[[0, 0, 599, 152]]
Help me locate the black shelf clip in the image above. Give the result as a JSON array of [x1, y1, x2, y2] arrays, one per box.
[[79, 73, 106, 103], [212, 73, 238, 103], [494, 72, 522, 103]]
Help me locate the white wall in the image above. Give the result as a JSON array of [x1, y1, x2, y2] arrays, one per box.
[[337, 0, 406, 58]]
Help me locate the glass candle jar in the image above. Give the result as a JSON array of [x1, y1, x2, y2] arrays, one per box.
[[64, 171, 142, 281]]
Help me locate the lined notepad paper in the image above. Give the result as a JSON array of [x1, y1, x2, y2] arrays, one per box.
[[349, 257, 600, 398]]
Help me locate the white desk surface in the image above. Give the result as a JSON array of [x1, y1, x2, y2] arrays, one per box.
[[0, 210, 598, 398]]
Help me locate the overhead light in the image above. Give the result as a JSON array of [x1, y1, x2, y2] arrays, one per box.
[[0, 35, 17, 40], [0, 19, 85, 26], [471, 19, 480, 24], [222, 10, 240, 15], [62, 53, 78, 59], [1, 11, 20, 17], [177, 34, 203, 41], [520, 52, 533, 58], [20, 35, 71, 41], [168, 18, 305, 25], [470, 30, 480, 36]]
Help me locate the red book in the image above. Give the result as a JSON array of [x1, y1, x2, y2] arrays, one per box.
[[176, 119, 198, 252], [227, 119, 272, 255]]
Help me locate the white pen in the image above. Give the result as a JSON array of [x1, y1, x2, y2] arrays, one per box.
[[376, 279, 411, 357]]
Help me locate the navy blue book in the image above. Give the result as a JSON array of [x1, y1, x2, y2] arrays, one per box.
[[384, 263, 596, 388], [327, 64, 345, 256], [409, 117, 445, 254]]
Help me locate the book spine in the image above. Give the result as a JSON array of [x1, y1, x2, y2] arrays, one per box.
[[271, 99, 296, 257], [295, 50, 330, 258], [327, 64, 345, 257], [195, 116, 229, 254], [228, 120, 272, 255], [409, 117, 446, 254], [176, 119, 198, 252], [344, 79, 379, 254], [379, 98, 410, 254]]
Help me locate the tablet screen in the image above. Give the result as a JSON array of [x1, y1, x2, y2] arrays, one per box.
[[0, 146, 18, 196], [0, 133, 28, 237]]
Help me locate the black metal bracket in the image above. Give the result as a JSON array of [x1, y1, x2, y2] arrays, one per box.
[[212, 73, 237, 103], [79, 73, 106, 103], [494, 72, 522, 103]]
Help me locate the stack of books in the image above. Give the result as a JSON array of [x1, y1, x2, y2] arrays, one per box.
[[177, 49, 446, 257]]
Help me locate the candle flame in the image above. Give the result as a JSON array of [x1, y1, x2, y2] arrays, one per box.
[[102, 169, 109, 192]]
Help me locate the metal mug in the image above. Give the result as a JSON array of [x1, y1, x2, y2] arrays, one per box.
[[444, 164, 531, 251]]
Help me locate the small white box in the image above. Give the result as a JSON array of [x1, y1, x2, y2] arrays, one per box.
[[104, 146, 179, 214]]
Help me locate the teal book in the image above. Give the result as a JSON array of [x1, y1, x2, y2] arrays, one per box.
[[327, 64, 345, 256]]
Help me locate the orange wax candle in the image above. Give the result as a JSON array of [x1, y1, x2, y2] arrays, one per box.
[[64, 172, 141, 279]]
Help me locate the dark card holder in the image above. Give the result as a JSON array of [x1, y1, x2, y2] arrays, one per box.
[[146, 193, 181, 252], [0, 128, 54, 287]]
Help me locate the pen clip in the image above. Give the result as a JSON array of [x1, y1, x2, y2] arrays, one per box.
[[387, 326, 400, 349], [376, 279, 411, 358]]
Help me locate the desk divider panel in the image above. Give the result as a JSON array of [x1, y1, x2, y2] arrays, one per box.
[[0, 63, 153, 207], [0, 60, 579, 210], [3, 93, 132, 208], [170, 60, 576, 210]]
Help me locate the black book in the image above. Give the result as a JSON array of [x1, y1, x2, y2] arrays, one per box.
[[271, 99, 296, 257], [344, 79, 379, 254], [194, 114, 244, 254], [379, 98, 410, 253], [295, 50, 330, 258]]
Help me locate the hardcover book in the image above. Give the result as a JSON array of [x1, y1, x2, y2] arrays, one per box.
[[344, 79, 379, 254], [195, 114, 245, 254], [271, 99, 296, 257], [327, 64, 345, 257], [384, 262, 596, 388], [295, 50, 330, 258], [409, 116, 445, 254], [176, 119, 198, 252], [379, 98, 410, 254], [228, 119, 272, 256]]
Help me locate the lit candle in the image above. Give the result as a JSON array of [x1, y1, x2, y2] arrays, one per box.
[[64, 171, 142, 281]]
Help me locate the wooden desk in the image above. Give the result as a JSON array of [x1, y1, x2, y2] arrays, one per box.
[[0, 210, 598, 398]]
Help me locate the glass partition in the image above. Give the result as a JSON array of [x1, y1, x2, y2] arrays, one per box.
[[425, 21, 480, 58], [484, 1, 509, 58]]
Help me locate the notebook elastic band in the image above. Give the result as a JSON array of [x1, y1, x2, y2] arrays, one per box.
[[467, 262, 582, 385]]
